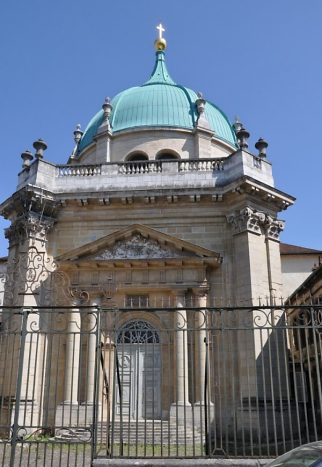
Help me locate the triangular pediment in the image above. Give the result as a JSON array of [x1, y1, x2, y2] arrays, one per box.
[[87, 233, 194, 260], [57, 224, 221, 264]]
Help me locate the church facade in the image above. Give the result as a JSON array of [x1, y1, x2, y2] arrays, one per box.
[[0, 27, 307, 455]]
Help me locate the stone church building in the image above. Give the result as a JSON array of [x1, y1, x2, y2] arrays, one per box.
[[1, 27, 314, 450]]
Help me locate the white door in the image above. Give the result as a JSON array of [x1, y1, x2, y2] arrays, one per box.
[[116, 321, 161, 419]]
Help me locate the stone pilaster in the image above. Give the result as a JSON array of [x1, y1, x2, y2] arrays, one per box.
[[55, 303, 82, 428], [2, 209, 56, 434], [227, 208, 289, 439], [264, 216, 285, 301], [63, 306, 81, 404], [194, 127, 213, 159], [85, 299, 100, 405], [170, 291, 191, 422], [227, 207, 269, 306], [194, 290, 208, 405]]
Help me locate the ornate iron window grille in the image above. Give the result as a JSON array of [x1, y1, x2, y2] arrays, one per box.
[[117, 320, 159, 344]]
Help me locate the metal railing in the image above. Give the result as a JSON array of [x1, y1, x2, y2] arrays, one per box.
[[0, 304, 321, 465]]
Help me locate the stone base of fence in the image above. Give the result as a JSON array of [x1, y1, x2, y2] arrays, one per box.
[[92, 458, 272, 466]]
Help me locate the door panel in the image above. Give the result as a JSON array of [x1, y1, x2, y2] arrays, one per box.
[[116, 344, 161, 419], [141, 347, 161, 418], [116, 350, 134, 417]]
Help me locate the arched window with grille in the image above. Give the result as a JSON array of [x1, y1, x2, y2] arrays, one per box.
[[117, 320, 160, 344]]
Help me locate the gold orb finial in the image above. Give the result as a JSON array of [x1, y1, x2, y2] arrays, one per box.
[[154, 23, 167, 51]]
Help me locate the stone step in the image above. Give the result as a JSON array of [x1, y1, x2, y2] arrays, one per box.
[[55, 428, 92, 443], [97, 421, 204, 445], [54, 421, 205, 444]]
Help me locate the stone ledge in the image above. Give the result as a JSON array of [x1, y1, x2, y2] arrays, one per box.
[[92, 458, 272, 467]]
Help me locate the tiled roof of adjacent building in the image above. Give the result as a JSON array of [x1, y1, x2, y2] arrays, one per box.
[[280, 243, 322, 255]]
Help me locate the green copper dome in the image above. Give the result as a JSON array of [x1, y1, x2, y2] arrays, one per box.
[[78, 51, 237, 152]]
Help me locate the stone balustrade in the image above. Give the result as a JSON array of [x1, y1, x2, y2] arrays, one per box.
[[56, 159, 223, 178], [118, 160, 162, 175], [178, 159, 224, 172], [16, 152, 274, 193], [58, 165, 102, 177]]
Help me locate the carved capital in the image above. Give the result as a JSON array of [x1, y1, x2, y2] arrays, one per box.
[[227, 207, 266, 235], [5, 212, 55, 245], [227, 208, 285, 240], [265, 216, 285, 241], [192, 287, 209, 299]]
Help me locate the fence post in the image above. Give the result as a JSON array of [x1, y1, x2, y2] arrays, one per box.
[[310, 305, 322, 436], [9, 307, 29, 467], [91, 305, 101, 464]]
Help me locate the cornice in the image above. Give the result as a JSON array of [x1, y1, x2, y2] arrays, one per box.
[[1, 174, 295, 221]]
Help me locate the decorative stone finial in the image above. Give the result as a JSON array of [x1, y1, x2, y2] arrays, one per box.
[[154, 23, 167, 51], [233, 116, 243, 133], [102, 97, 113, 122], [33, 139, 48, 159], [21, 150, 33, 169], [69, 124, 83, 161], [195, 92, 211, 130], [196, 92, 206, 115], [255, 137, 268, 157], [236, 126, 250, 149], [73, 124, 83, 144]]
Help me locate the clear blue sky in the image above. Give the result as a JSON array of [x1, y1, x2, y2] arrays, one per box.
[[0, 0, 321, 256]]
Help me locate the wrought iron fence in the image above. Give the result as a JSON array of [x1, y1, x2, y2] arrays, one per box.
[[0, 306, 100, 466], [0, 304, 321, 466]]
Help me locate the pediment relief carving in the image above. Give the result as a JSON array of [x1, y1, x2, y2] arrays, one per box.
[[88, 233, 194, 260], [56, 224, 222, 265]]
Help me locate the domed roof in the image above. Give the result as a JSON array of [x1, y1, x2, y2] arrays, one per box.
[[78, 51, 237, 153]]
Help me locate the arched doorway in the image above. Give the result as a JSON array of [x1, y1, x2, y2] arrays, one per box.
[[116, 320, 161, 419]]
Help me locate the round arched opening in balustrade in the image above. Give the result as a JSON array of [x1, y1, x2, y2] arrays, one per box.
[[155, 151, 180, 161], [125, 152, 149, 162]]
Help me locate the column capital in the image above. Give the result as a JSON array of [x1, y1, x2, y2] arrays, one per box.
[[192, 287, 209, 299], [265, 215, 285, 241], [227, 207, 285, 240], [5, 211, 55, 246], [69, 298, 81, 308], [227, 207, 266, 235], [90, 297, 101, 307], [174, 289, 188, 307]]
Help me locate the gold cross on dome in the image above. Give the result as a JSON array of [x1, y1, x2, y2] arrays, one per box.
[[156, 23, 165, 40]]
